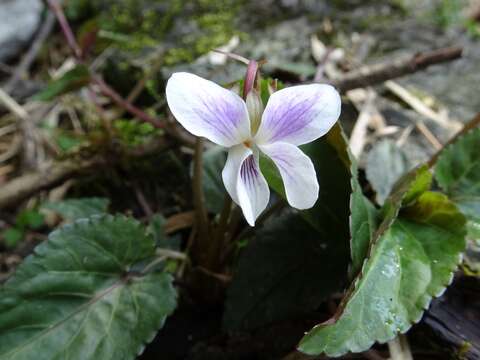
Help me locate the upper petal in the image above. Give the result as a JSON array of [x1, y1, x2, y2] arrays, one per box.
[[258, 142, 319, 209], [254, 84, 341, 146], [166, 72, 250, 147], [222, 144, 270, 226]]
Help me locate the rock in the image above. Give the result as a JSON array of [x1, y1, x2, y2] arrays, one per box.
[[0, 0, 44, 62]]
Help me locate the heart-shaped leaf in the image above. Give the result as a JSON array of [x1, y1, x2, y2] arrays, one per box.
[[298, 167, 466, 356], [42, 197, 110, 221], [0, 215, 177, 360], [261, 123, 351, 240], [223, 212, 349, 331], [225, 124, 351, 330]]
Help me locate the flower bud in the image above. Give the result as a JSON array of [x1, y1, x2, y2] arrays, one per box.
[[246, 90, 264, 135]]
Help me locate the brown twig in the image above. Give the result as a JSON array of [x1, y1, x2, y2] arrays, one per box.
[[46, 0, 81, 58], [91, 76, 165, 129], [0, 139, 170, 209], [330, 46, 463, 92]]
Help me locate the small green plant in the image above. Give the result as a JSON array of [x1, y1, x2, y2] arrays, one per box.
[[1, 209, 45, 248]]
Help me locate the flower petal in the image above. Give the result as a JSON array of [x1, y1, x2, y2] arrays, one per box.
[[222, 144, 251, 205], [166, 72, 250, 147], [259, 142, 319, 209], [222, 144, 269, 226], [255, 84, 341, 146]]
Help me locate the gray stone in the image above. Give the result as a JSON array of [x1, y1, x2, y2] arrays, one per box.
[[0, 0, 44, 62]]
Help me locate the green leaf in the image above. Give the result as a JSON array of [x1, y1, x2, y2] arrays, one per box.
[[43, 197, 110, 221], [435, 127, 480, 239], [298, 189, 466, 356], [0, 215, 177, 360], [2, 228, 24, 248], [148, 214, 180, 250], [56, 133, 83, 153], [224, 212, 348, 331], [201, 146, 227, 213], [261, 123, 351, 239], [225, 124, 351, 330], [366, 140, 411, 205], [33, 65, 91, 101], [349, 158, 378, 276], [16, 210, 44, 229]]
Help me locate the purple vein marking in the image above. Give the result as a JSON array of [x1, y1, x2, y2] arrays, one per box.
[[193, 88, 245, 143], [240, 155, 259, 191], [264, 91, 329, 143]]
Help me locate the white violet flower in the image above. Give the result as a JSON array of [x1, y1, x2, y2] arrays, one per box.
[[166, 72, 341, 226]]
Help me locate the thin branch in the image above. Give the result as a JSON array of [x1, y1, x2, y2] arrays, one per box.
[[384, 80, 462, 132], [329, 46, 463, 92], [0, 138, 170, 209], [45, 0, 81, 58], [91, 76, 165, 129], [211, 49, 250, 64]]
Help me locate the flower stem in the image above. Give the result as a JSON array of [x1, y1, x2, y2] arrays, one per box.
[[388, 335, 413, 360], [206, 195, 232, 269], [192, 137, 210, 262]]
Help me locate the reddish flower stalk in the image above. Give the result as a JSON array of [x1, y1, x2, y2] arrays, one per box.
[[242, 60, 258, 100]]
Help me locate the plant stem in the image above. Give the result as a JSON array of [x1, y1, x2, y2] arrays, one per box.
[[192, 138, 210, 262], [207, 195, 233, 269], [388, 335, 413, 360], [216, 196, 233, 240]]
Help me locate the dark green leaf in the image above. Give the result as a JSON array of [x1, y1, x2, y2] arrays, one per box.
[[33, 65, 91, 101], [149, 214, 180, 250], [201, 146, 227, 213], [349, 157, 378, 276], [0, 215, 177, 360], [226, 124, 351, 330], [261, 123, 351, 239], [366, 140, 411, 205], [299, 188, 466, 356], [224, 212, 348, 331], [43, 197, 110, 221]]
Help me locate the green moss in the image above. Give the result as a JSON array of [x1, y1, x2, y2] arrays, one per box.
[[163, 0, 244, 65], [73, 0, 243, 64]]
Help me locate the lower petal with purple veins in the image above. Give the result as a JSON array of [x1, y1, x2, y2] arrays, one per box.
[[236, 153, 270, 226], [259, 142, 319, 210], [222, 145, 269, 226]]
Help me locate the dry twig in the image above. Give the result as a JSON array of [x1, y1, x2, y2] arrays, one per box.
[[0, 138, 170, 209], [330, 46, 463, 92]]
